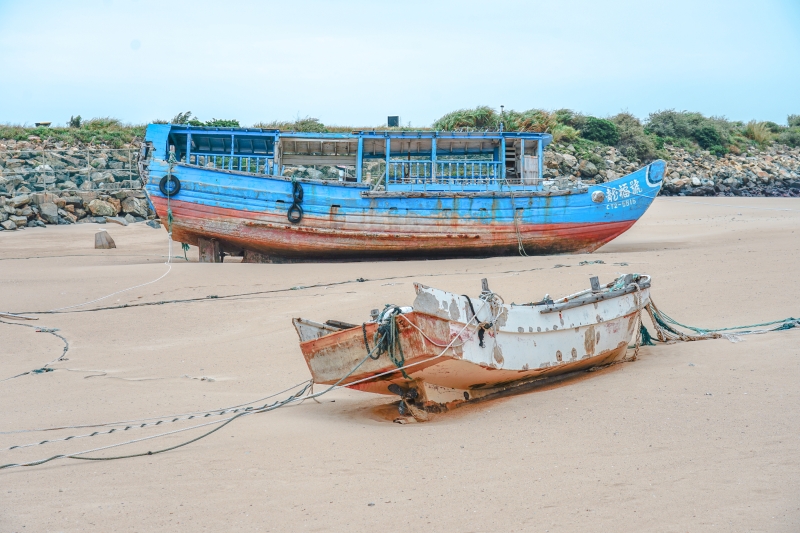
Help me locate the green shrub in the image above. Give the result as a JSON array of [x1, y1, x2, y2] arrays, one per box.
[[777, 128, 800, 147], [504, 109, 557, 133], [84, 117, 123, 130], [553, 109, 577, 126], [762, 121, 785, 133], [171, 111, 193, 124], [551, 124, 579, 144], [743, 121, 773, 145], [204, 119, 240, 128], [646, 110, 698, 138], [693, 125, 725, 149], [788, 115, 800, 128], [68, 115, 82, 128], [167, 112, 240, 128], [708, 145, 728, 156], [580, 117, 619, 145], [611, 113, 659, 162], [432, 106, 499, 131], [646, 109, 735, 151], [253, 117, 329, 132]]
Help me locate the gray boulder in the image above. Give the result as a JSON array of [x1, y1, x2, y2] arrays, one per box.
[[104, 216, 129, 226], [1, 220, 16, 230], [87, 199, 116, 217], [121, 196, 148, 217], [9, 194, 30, 207], [561, 154, 578, 169], [39, 202, 59, 224], [544, 152, 563, 169], [578, 160, 599, 177], [9, 215, 27, 227]]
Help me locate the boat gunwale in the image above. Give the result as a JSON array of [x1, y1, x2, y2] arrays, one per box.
[[297, 282, 648, 351], [165, 160, 593, 197]]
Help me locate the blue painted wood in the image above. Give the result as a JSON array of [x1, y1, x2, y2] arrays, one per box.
[[500, 137, 506, 181], [384, 137, 390, 187], [431, 137, 437, 181], [145, 155, 663, 229], [142, 125, 664, 253], [356, 137, 364, 182], [537, 138, 543, 177]]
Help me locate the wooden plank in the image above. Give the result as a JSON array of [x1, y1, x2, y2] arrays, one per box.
[[282, 154, 357, 166], [94, 230, 116, 249], [361, 188, 588, 199], [590, 276, 601, 292]]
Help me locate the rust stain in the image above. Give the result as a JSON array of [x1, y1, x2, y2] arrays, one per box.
[[584, 325, 596, 356], [151, 197, 637, 260], [493, 345, 504, 365]]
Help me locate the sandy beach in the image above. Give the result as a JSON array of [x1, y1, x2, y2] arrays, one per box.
[[1, 197, 799, 532]]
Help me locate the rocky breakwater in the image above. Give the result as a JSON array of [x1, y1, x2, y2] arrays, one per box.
[[0, 190, 153, 231], [0, 138, 157, 231], [659, 145, 800, 197], [542, 142, 800, 198]]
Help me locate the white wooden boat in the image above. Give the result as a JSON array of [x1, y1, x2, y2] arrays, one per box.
[[293, 274, 650, 416]]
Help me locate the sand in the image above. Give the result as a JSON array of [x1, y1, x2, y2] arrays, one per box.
[[1, 197, 799, 532]]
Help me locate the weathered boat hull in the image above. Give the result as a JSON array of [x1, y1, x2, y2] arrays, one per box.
[[151, 196, 637, 259], [295, 277, 650, 408], [142, 124, 664, 260]]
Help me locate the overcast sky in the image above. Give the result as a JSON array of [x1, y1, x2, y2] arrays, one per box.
[[1, 0, 798, 127]]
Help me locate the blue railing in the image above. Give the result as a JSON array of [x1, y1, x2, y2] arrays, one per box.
[[188, 153, 274, 175], [387, 160, 503, 188]]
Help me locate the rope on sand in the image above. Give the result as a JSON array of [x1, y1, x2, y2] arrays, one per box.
[[643, 299, 798, 343], [0, 319, 69, 382]]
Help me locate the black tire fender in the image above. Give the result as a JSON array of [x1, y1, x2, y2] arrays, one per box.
[[287, 202, 303, 223], [159, 175, 181, 197]]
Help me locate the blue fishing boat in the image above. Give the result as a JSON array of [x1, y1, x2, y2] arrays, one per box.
[[140, 125, 664, 262]]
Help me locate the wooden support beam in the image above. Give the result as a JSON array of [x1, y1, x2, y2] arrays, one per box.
[[198, 237, 222, 263]]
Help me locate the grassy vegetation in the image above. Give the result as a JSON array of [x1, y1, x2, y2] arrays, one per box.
[[3, 108, 799, 155], [0, 117, 144, 148]]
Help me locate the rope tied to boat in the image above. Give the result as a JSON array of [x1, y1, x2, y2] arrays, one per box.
[[475, 289, 505, 352], [165, 148, 178, 235], [644, 300, 798, 342], [362, 323, 380, 360], [373, 306, 410, 379]]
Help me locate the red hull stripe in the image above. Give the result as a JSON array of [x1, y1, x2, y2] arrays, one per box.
[[152, 197, 635, 259]]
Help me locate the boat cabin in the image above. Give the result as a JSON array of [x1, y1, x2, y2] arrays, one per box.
[[155, 125, 552, 191]]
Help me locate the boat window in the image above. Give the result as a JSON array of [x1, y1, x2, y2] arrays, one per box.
[[280, 138, 358, 183]]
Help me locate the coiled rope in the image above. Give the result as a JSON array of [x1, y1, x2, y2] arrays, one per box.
[[373, 306, 410, 378]]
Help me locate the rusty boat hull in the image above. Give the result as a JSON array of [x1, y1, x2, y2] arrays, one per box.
[[141, 125, 664, 261], [294, 275, 650, 410]]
